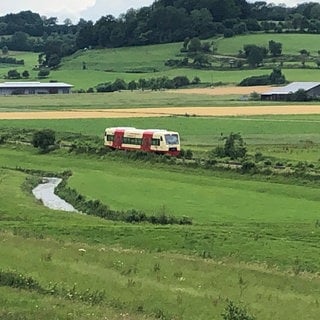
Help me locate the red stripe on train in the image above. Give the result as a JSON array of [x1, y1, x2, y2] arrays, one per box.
[[141, 132, 153, 152], [113, 130, 125, 148]]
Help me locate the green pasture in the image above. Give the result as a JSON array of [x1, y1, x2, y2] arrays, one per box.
[[1, 115, 320, 161], [1, 148, 320, 319], [1, 107, 320, 318], [0, 146, 319, 225], [1, 34, 320, 318], [216, 33, 320, 56], [2, 33, 320, 89], [48, 68, 320, 89], [63, 43, 181, 73], [0, 89, 305, 112], [0, 90, 269, 111]]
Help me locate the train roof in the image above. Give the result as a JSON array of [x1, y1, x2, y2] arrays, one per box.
[[105, 127, 178, 134]]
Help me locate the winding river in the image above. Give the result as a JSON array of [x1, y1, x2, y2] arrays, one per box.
[[32, 177, 78, 212]]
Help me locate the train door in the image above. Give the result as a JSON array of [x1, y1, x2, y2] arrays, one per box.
[[113, 130, 125, 149], [141, 132, 152, 152]]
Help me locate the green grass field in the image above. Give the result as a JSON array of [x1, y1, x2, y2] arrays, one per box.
[[1, 32, 320, 319], [0, 90, 275, 111], [216, 33, 320, 56], [1, 143, 320, 319], [2, 33, 320, 89]]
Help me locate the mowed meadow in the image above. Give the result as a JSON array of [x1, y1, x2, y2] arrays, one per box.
[[1, 32, 320, 319], [1, 111, 320, 319]]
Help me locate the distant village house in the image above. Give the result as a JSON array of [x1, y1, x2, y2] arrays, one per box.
[[0, 82, 73, 95]]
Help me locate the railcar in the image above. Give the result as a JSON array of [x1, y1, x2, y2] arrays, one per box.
[[104, 127, 180, 156]]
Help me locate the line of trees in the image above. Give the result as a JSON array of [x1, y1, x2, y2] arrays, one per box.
[[1, 2, 320, 59]]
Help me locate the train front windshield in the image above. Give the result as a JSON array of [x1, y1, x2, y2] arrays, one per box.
[[164, 134, 179, 145]]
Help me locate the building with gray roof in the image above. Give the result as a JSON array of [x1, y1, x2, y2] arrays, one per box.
[[261, 82, 320, 101], [0, 82, 73, 95]]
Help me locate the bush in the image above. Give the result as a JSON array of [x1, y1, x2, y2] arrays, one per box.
[[222, 300, 255, 320], [7, 69, 21, 79], [32, 129, 56, 152], [241, 160, 256, 173], [239, 68, 285, 86], [239, 74, 271, 86], [172, 76, 190, 88], [38, 68, 50, 78]]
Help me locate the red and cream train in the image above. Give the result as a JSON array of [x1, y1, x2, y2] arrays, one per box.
[[104, 127, 180, 156]]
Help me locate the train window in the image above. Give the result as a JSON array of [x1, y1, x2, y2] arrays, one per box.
[[107, 134, 114, 141], [151, 138, 160, 146], [164, 134, 179, 145]]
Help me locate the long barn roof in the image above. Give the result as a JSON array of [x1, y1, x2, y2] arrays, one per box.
[[0, 82, 73, 88], [262, 82, 320, 95]]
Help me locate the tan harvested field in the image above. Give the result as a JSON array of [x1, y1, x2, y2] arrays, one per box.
[[169, 85, 273, 95], [1, 105, 320, 119]]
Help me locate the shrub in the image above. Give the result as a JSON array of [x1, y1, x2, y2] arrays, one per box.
[[32, 129, 56, 153], [222, 300, 255, 320], [239, 74, 270, 86], [7, 69, 21, 79], [172, 76, 190, 88], [223, 132, 247, 160], [249, 92, 260, 100], [241, 160, 256, 173], [38, 68, 50, 78], [0, 270, 42, 292]]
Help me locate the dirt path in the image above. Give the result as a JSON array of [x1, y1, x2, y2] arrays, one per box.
[[1, 105, 320, 119]]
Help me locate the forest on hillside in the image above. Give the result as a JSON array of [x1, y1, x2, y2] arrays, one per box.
[[1, 1, 320, 68]]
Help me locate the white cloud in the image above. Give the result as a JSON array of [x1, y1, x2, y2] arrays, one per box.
[[0, 0, 95, 23], [81, 0, 154, 21]]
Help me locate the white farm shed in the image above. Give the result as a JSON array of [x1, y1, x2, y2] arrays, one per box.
[[0, 82, 73, 95], [261, 82, 320, 101]]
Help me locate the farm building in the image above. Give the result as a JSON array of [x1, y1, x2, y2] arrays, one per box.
[[0, 82, 73, 95], [261, 82, 320, 101]]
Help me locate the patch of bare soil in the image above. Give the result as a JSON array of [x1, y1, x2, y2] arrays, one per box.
[[1, 105, 320, 120]]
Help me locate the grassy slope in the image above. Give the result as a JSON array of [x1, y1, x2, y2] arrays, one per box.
[[1, 151, 320, 319], [2, 33, 320, 89], [216, 33, 320, 56]]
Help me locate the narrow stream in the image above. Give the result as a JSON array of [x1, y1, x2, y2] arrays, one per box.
[[32, 177, 78, 212]]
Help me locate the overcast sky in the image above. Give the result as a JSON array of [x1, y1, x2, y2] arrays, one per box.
[[0, 1, 317, 24]]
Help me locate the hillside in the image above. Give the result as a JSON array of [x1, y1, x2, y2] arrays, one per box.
[[2, 33, 320, 90]]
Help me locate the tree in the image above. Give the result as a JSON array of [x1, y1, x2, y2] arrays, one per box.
[[269, 68, 286, 84], [223, 132, 247, 159], [47, 53, 61, 69], [32, 129, 56, 152], [2, 45, 8, 55], [9, 31, 30, 51], [268, 40, 282, 57], [128, 80, 137, 91], [214, 132, 247, 159], [7, 69, 21, 79], [112, 78, 127, 91], [38, 68, 50, 78], [188, 37, 201, 53], [193, 53, 210, 67], [22, 70, 29, 78], [244, 45, 267, 67]]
